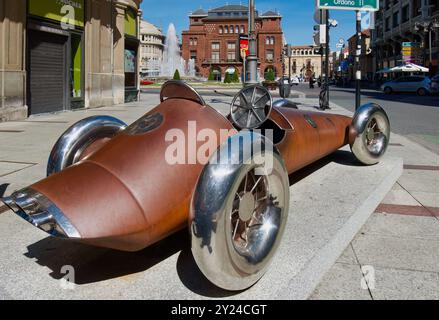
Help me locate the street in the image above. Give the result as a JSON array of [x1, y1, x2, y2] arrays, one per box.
[[292, 83, 439, 154]]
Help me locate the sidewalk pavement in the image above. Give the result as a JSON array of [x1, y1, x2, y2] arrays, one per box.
[[0, 91, 437, 299], [297, 99, 439, 300]]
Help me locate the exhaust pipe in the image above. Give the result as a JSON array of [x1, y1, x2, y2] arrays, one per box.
[[1, 188, 81, 239]]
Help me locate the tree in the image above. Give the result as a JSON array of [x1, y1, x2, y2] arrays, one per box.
[[265, 69, 275, 81], [208, 68, 215, 81], [173, 69, 181, 80], [232, 69, 240, 83], [224, 72, 231, 84]]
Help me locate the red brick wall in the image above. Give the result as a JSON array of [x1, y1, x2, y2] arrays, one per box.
[[182, 16, 283, 80]]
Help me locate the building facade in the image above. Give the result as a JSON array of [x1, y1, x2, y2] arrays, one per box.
[[139, 20, 164, 78], [0, 0, 142, 122], [347, 30, 374, 80], [373, 0, 439, 75], [181, 5, 284, 81], [284, 45, 322, 81]]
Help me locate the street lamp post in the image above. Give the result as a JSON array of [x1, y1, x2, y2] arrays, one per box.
[[246, 0, 259, 85]]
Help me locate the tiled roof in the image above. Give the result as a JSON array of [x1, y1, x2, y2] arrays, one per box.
[[210, 5, 248, 12]]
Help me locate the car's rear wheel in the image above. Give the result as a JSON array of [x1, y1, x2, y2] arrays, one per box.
[[350, 103, 390, 165], [190, 132, 290, 291], [417, 88, 428, 96], [384, 87, 393, 94]]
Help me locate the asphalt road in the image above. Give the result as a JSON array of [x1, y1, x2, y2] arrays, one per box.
[[293, 83, 439, 155]]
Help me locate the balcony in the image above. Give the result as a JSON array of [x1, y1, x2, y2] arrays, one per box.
[[202, 59, 242, 65]]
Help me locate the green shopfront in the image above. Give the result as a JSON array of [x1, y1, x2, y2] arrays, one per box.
[[24, 0, 141, 116]]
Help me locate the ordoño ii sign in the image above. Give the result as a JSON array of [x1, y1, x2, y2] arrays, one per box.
[[318, 0, 379, 11]]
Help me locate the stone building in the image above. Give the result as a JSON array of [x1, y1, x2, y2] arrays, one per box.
[[284, 45, 322, 81], [347, 29, 374, 80], [373, 0, 439, 75], [140, 20, 164, 78], [181, 4, 284, 81], [0, 0, 142, 122]]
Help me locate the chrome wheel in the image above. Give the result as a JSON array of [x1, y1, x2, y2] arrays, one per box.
[[190, 132, 289, 291], [230, 85, 273, 129], [350, 103, 390, 165]]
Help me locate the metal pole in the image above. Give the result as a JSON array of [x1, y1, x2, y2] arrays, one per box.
[[429, 26, 433, 72], [355, 10, 362, 111], [324, 10, 330, 109], [246, 0, 258, 85]]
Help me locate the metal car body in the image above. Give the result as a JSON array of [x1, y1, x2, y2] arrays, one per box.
[[1, 81, 390, 291], [381, 76, 431, 96]]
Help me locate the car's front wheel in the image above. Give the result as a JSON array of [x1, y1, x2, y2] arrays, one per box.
[[384, 87, 393, 95], [417, 88, 428, 96], [190, 132, 290, 291]]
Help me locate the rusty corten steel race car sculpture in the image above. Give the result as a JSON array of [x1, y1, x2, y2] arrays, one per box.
[[1, 81, 390, 291]]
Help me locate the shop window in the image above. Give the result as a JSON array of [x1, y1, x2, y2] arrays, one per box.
[[125, 45, 137, 88], [71, 34, 83, 100]]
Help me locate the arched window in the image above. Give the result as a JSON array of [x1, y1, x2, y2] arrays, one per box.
[[240, 25, 245, 33], [194, 38, 198, 45], [224, 26, 229, 34], [189, 38, 193, 46], [230, 25, 234, 33], [219, 26, 223, 34], [270, 37, 275, 45], [235, 25, 239, 34], [266, 37, 270, 45]]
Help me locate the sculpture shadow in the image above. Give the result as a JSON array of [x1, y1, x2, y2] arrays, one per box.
[[25, 229, 189, 285], [175, 248, 242, 298], [0, 184, 9, 198]]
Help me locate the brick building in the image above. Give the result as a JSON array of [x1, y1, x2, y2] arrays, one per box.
[[182, 4, 283, 81]]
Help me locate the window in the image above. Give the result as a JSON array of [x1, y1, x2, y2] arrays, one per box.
[[193, 38, 198, 46], [402, 5, 409, 23], [227, 42, 236, 50], [211, 52, 220, 62], [219, 26, 223, 34], [227, 52, 236, 61], [392, 11, 399, 28], [235, 26, 239, 34], [266, 49, 274, 62], [240, 25, 245, 33], [413, 0, 421, 18], [266, 37, 270, 45], [190, 51, 197, 60], [385, 17, 390, 31], [270, 37, 275, 45], [230, 25, 234, 34], [224, 26, 229, 34], [212, 42, 220, 50], [189, 38, 193, 46]]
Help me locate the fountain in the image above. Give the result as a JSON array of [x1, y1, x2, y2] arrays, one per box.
[[159, 23, 196, 79]]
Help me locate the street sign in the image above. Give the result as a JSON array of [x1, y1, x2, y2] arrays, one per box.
[[336, 43, 344, 48], [318, 0, 379, 11], [402, 42, 422, 64]]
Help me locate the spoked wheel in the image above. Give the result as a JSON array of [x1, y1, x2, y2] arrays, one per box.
[[190, 132, 289, 291], [230, 85, 273, 129], [350, 103, 390, 165], [230, 167, 282, 267]]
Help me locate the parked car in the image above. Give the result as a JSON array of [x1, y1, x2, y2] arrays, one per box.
[[431, 74, 439, 95], [381, 76, 431, 96], [140, 79, 154, 86], [290, 76, 300, 86]]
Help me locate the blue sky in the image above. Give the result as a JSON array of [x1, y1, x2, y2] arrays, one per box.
[[140, 0, 360, 51]]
